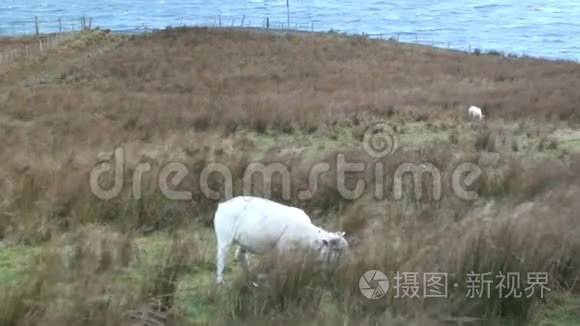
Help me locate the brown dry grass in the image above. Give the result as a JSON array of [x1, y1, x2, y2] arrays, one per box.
[[0, 27, 579, 325], [2, 28, 580, 159]]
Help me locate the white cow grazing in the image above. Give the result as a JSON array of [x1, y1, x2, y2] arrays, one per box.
[[468, 105, 485, 120], [213, 196, 349, 284]]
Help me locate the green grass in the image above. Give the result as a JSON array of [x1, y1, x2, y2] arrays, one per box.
[[175, 272, 217, 323], [236, 120, 580, 165], [0, 244, 42, 286], [1, 225, 578, 324]]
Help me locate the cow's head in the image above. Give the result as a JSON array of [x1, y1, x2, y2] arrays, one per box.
[[318, 231, 349, 263]]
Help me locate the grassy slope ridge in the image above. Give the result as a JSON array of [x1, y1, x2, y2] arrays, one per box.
[[0, 28, 579, 325]]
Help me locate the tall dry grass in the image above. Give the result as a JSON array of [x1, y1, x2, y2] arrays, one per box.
[[212, 158, 580, 324], [0, 27, 579, 324], [1, 28, 579, 161]]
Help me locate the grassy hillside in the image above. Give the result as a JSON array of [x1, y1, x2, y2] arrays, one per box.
[[0, 27, 579, 325]]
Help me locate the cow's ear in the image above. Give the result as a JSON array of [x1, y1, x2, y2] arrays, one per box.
[[322, 239, 329, 247]]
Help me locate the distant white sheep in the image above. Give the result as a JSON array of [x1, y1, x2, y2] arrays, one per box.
[[213, 196, 349, 285], [468, 106, 485, 121]]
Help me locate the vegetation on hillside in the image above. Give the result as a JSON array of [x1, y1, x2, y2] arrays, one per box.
[[0, 28, 579, 325]]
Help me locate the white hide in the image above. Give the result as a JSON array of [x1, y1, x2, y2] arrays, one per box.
[[468, 105, 485, 120], [213, 196, 349, 284]]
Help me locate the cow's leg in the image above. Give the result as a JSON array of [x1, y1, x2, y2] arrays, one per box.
[[216, 239, 232, 285], [235, 246, 249, 272]]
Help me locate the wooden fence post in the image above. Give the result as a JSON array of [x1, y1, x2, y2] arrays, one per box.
[[286, 0, 290, 29], [241, 15, 245, 27], [58, 17, 62, 33], [88, 17, 92, 30], [34, 16, 39, 36], [266, 17, 269, 29]]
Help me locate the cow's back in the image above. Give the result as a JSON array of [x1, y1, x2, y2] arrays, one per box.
[[215, 196, 314, 254]]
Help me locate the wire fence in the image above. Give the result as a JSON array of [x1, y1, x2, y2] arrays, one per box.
[[1, 15, 579, 64], [0, 32, 78, 64], [0, 16, 92, 36], [105, 14, 580, 62], [0, 16, 93, 64]]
